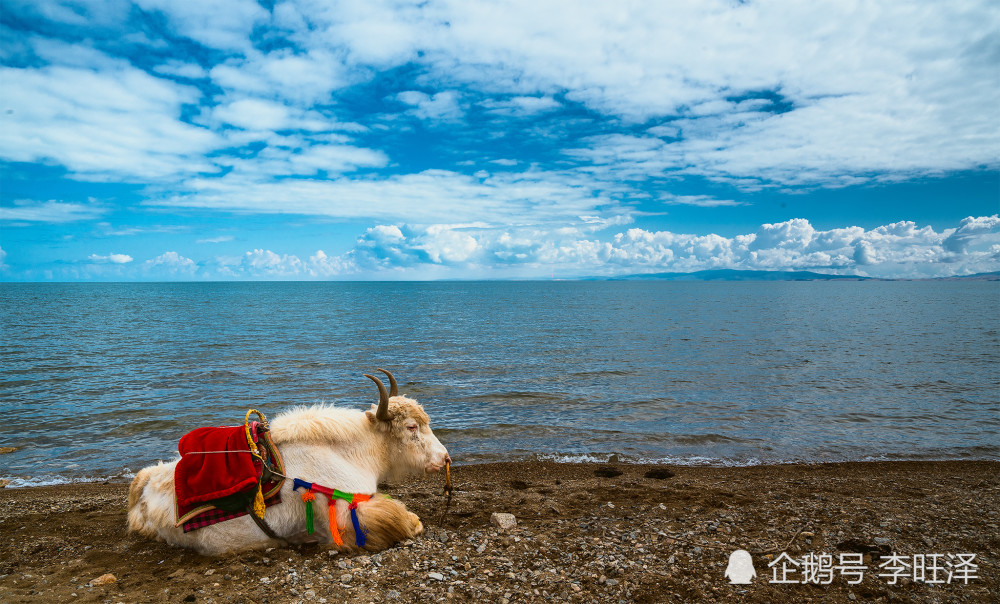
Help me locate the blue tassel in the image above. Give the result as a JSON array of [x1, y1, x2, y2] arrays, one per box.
[[350, 506, 367, 547]]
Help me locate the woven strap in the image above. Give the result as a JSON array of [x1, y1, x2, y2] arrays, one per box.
[[248, 506, 282, 541]]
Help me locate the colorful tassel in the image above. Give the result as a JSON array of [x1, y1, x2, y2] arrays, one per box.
[[301, 491, 315, 534], [349, 503, 366, 548], [328, 497, 343, 546], [292, 478, 374, 548], [252, 483, 266, 518]]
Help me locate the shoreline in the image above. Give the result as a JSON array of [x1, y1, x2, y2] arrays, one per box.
[[2, 460, 997, 603], [4, 455, 1000, 490]]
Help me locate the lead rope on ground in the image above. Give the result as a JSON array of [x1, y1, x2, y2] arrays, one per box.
[[439, 460, 452, 525]]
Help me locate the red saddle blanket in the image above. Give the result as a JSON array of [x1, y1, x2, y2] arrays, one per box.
[[175, 425, 260, 508], [174, 423, 284, 530]]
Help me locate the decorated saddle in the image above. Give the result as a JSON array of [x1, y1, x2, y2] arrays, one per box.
[[174, 410, 285, 533]]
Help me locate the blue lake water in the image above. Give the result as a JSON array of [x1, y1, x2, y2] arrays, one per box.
[[1, 281, 998, 486]]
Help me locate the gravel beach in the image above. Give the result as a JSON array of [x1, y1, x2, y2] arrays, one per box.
[[1, 460, 997, 603]]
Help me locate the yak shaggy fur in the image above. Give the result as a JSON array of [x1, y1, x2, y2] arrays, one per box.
[[127, 393, 449, 556]]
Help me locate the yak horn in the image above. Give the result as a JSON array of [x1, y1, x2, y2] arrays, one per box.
[[364, 373, 391, 421], [376, 367, 398, 397]]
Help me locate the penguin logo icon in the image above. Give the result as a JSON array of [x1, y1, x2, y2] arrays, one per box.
[[725, 549, 756, 584]]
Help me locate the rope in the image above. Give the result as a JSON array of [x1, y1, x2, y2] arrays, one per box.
[[182, 450, 258, 455], [243, 409, 268, 518]]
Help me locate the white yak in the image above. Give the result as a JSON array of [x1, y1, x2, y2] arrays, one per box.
[[127, 369, 450, 555]]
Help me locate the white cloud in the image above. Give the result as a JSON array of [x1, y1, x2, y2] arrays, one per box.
[[395, 90, 464, 121], [153, 60, 208, 80], [661, 194, 743, 208], [134, 0, 268, 53], [144, 251, 197, 275], [88, 253, 133, 264], [98, 215, 994, 281], [209, 48, 351, 105], [1, 200, 107, 223], [336, 215, 1000, 279], [5, 0, 995, 212], [197, 235, 234, 244], [480, 95, 561, 116], [307, 250, 356, 277], [152, 169, 616, 225], [213, 98, 292, 131], [342, 0, 995, 187], [942, 215, 1000, 253], [0, 61, 219, 181], [0, 246, 7, 271], [239, 249, 303, 277]]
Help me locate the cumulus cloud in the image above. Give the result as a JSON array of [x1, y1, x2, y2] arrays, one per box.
[[144, 251, 197, 275], [65, 215, 988, 282], [336, 215, 1000, 279], [213, 248, 356, 279], [307, 250, 356, 277], [942, 215, 1000, 254], [239, 249, 303, 277], [88, 253, 133, 264]]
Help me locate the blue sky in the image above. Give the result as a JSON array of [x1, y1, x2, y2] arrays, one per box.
[[1, 0, 998, 281]]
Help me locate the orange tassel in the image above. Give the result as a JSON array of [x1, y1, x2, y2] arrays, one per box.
[[328, 496, 343, 546]]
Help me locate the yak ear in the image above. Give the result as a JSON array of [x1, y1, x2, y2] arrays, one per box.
[[365, 404, 378, 424]]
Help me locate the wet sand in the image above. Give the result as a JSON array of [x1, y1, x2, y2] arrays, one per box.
[[1, 460, 997, 603]]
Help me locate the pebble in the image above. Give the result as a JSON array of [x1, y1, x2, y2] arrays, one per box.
[[428, 572, 445, 581], [491, 512, 517, 530], [340, 573, 353, 583], [88, 573, 117, 586]]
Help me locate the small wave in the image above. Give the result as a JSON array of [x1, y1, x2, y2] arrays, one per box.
[[568, 370, 635, 377], [1, 468, 136, 489], [535, 453, 626, 464], [533, 452, 767, 467]]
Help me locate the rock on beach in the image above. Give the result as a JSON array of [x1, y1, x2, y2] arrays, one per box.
[[490, 512, 517, 530]]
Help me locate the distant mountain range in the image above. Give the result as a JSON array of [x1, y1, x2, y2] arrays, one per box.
[[597, 269, 1000, 282]]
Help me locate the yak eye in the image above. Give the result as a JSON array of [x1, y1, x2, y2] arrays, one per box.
[[407, 424, 418, 432]]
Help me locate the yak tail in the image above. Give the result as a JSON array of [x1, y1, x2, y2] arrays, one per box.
[[338, 495, 424, 552], [126, 467, 156, 536], [128, 467, 151, 511]]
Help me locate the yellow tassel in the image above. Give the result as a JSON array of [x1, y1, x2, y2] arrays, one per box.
[[253, 484, 266, 517]]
